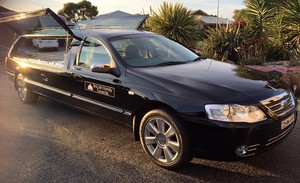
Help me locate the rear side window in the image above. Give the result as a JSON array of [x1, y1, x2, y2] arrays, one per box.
[[77, 37, 111, 68], [10, 37, 68, 67]]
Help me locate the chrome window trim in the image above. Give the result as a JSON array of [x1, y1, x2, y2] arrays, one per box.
[[75, 36, 113, 68]]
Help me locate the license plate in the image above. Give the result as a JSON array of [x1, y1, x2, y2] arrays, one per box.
[[281, 114, 295, 130]]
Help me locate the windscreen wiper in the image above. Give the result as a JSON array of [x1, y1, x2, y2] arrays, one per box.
[[193, 56, 206, 61], [155, 61, 185, 66]]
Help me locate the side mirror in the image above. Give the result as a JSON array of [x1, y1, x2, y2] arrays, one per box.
[[90, 64, 111, 73]]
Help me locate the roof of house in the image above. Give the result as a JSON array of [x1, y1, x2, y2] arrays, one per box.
[[192, 9, 233, 25], [192, 9, 209, 16], [201, 16, 233, 24], [94, 10, 133, 19]]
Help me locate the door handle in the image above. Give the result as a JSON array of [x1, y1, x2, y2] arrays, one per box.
[[73, 73, 83, 82], [41, 73, 48, 82]]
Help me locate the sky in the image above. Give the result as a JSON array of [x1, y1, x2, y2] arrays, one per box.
[[0, 0, 245, 19]]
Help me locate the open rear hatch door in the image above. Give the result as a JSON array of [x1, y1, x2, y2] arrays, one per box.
[[0, 8, 81, 40], [74, 13, 148, 30]]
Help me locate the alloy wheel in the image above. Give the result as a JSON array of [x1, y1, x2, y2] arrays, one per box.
[[17, 75, 27, 101], [143, 117, 180, 163]]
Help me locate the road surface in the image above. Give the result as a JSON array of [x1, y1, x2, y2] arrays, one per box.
[[0, 64, 299, 183]]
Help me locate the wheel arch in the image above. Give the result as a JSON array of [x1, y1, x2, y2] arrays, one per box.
[[14, 71, 21, 90], [132, 101, 180, 141]]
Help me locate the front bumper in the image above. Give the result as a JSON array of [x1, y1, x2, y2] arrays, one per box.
[[184, 110, 297, 157]]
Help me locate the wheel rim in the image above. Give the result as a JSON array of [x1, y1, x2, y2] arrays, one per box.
[[143, 117, 180, 163], [17, 76, 27, 101]]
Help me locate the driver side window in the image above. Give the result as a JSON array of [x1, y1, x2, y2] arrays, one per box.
[[78, 37, 111, 68]]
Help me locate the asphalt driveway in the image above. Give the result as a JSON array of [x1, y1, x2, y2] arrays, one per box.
[[0, 63, 300, 183]]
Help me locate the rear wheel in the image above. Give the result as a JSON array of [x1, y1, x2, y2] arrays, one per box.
[[139, 109, 192, 169], [16, 74, 38, 104]]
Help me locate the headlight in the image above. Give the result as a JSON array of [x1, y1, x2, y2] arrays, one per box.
[[205, 104, 266, 123]]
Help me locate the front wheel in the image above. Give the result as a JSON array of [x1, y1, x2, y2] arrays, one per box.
[[16, 74, 38, 104], [139, 109, 192, 169]]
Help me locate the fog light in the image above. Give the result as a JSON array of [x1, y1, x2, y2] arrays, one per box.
[[235, 145, 249, 157]]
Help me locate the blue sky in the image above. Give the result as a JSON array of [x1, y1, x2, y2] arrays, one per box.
[[1, 0, 245, 19]]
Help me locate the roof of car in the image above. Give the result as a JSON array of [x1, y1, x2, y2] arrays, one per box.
[[72, 29, 155, 40]]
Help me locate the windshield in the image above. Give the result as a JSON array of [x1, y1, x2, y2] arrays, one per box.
[[110, 34, 198, 67]]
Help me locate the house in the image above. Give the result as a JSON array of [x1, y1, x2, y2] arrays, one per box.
[[192, 9, 233, 29]]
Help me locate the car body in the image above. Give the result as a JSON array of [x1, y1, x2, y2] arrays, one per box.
[[1, 8, 298, 168]]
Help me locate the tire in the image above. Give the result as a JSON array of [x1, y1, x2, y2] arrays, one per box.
[[16, 74, 38, 104], [139, 109, 192, 169]]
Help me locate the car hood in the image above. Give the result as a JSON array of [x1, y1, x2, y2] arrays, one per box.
[[137, 59, 286, 104]]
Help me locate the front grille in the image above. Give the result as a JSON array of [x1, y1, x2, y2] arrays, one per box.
[[261, 91, 296, 117]]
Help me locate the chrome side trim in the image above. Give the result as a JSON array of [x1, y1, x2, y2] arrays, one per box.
[[25, 79, 132, 116], [72, 94, 132, 116], [241, 153, 256, 157], [6, 70, 15, 77], [73, 94, 122, 113], [123, 111, 132, 116], [248, 144, 260, 148], [25, 79, 72, 97], [247, 144, 260, 152], [265, 124, 294, 146]]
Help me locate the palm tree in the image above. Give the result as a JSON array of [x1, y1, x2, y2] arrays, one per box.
[[269, 14, 290, 60], [202, 24, 243, 64], [147, 2, 200, 49], [243, 0, 275, 62], [282, 0, 300, 60]]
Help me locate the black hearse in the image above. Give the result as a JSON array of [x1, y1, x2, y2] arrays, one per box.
[[1, 9, 298, 168]]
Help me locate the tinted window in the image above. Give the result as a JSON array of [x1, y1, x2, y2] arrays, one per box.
[[110, 35, 198, 67], [10, 37, 67, 67], [78, 37, 111, 68]]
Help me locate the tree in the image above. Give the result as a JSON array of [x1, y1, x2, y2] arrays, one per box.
[[57, 0, 98, 23], [282, 0, 300, 61], [232, 9, 248, 27], [233, 9, 247, 21], [202, 24, 243, 64], [243, 0, 275, 62], [202, 0, 299, 64], [147, 2, 200, 49]]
